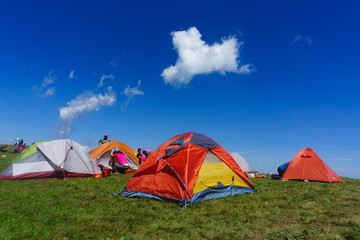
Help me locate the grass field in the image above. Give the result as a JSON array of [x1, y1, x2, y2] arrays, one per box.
[[0, 146, 359, 240]]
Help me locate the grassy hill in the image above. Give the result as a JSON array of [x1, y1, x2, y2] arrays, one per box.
[[0, 147, 359, 239]]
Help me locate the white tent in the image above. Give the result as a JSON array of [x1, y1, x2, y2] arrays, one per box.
[[230, 152, 252, 173], [0, 139, 102, 180]]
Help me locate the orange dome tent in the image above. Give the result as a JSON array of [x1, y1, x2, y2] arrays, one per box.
[[282, 148, 344, 183], [119, 132, 255, 207], [90, 141, 139, 174]]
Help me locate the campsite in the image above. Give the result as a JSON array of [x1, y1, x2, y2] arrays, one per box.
[[1, 1, 360, 239], [1, 144, 359, 239]]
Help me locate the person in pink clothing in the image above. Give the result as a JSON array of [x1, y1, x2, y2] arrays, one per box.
[[140, 154, 146, 164], [111, 148, 129, 174], [141, 148, 151, 158]]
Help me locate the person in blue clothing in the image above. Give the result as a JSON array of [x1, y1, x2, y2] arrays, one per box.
[[271, 161, 290, 180], [277, 162, 290, 177]]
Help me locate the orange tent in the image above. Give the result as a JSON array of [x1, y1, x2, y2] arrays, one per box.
[[90, 141, 139, 174], [120, 132, 255, 207], [282, 148, 344, 183]]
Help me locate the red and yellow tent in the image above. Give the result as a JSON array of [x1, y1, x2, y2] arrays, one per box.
[[120, 132, 255, 207]]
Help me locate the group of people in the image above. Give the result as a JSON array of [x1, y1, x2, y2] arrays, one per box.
[[97, 134, 151, 175], [13, 138, 28, 148], [136, 148, 150, 165], [98, 134, 129, 174], [1, 144, 25, 154], [1, 138, 31, 154]]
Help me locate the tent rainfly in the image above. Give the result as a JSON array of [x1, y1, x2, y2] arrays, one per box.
[[119, 132, 255, 208], [282, 148, 344, 183]]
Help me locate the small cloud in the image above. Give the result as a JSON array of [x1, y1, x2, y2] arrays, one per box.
[[41, 87, 56, 98], [54, 121, 73, 139], [69, 70, 76, 79], [239, 64, 256, 75], [42, 70, 57, 87], [161, 27, 253, 87], [55, 87, 116, 138], [98, 74, 114, 88], [33, 70, 57, 97], [122, 80, 144, 111], [292, 34, 313, 45]]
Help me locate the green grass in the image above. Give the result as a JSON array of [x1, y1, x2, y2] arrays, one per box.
[[0, 150, 359, 239], [0, 145, 19, 171]]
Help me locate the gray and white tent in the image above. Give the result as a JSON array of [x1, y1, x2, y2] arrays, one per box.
[[0, 139, 102, 180], [230, 152, 252, 173]]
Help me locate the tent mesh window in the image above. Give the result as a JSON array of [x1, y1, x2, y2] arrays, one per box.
[[203, 151, 222, 163]]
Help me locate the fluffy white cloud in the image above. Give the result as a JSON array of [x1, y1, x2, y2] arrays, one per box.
[[161, 27, 253, 86], [98, 74, 114, 88], [55, 87, 116, 138], [292, 34, 313, 45], [122, 81, 144, 111]]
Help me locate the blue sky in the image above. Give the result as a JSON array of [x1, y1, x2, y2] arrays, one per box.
[[0, 0, 359, 178]]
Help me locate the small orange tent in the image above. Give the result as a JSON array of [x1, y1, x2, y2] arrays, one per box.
[[120, 132, 255, 207], [282, 148, 344, 183], [90, 141, 139, 174]]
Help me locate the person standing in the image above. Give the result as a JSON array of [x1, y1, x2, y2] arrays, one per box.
[[136, 148, 143, 165], [98, 134, 111, 145]]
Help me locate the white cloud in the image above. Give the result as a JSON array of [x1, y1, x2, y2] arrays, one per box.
[[161, 27, 253, 86], [34, 70, 57, 98], [69, 70, 75, 79], [122, 80, 144, 111], [60, 87, 116, 121], [55, 87, 116, 138], [41, 87, 56, 98], [292, 34, 313, 45], [54, 121, 73, 139], [98, 74, 114, 88], [42, 70, 57, 87], [239, 64, 255, 75]]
